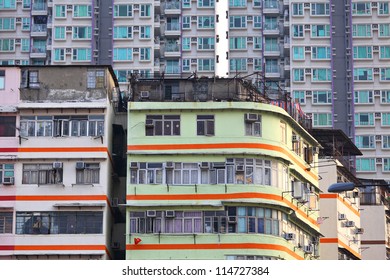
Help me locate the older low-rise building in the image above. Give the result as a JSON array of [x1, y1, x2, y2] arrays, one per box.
[[0, 65, 126, 260], [126, 77, 322, 260]]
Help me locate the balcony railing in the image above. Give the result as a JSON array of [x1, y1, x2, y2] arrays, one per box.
[[165, 1, 180, 9], [166, 23, 180, 31], [32, 24, 47, 32], [32, 3, 47, 11], [165, 43, 180, 52]]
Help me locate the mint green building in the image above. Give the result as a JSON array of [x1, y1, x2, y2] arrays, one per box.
[[126, 78, 321, 260]]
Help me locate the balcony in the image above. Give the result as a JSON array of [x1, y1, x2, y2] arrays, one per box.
[[265, 65, 281, 78], [164, 1, 180, 15], [32, 3, 48, 16], [164, 22, 180, 36], [31, 24, 48, 37], [264, 44, 281, 57], [263, 1, 280, 14], [263, 23, 280, 35], [30, 47, 47, 58], [164, 42, 180, 57]]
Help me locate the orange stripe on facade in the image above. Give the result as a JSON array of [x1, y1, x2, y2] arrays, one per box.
[[319, 194, 338, 199], [126, 243, 304, 260], [127, 143, 318, 181], [320, 238, 361, 259], [126, 193, 318, 227]]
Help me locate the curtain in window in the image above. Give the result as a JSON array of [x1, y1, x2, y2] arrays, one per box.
[[77, 5, 88, 17]]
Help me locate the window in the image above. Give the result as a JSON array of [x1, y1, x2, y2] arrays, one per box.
[[230, 58, 247, 71], [0, 17, 15, 30], [165, 60, 180, 74], [230, 37, 247, 50], [356, 158, 376, 172], [22, 163, 63, 184], [381, 91, 390, 103], [354, 91, 373, 103], [293, 91, 305, 104], [245, 114, 261, 136], [311, 24, 330, 37], [182, 59, 190, 72], [140, 4, 151, 17], [73, 5, 92, 17], [254, 37, 262, 50], [379, 2, 389, 15], [140, 48, 151, 61], [312, 69, 331, 81], [182, 0, 191, 8], [21, 38, 30, 52], [21, 17, 30, 31], [72, 26, 92, 40], [113, 26, 132, 39], [311, 3, 330, 15], [54, 26, 65, 40], [22, 0, 30, 9], [292, 46, 304, 60], [114, 69, 130, 83], [198, 0, 214, 8], [253, 16, 261, 28], [380, 46, 390, 59], [352, 24, 372, 37], [229, 0, 246, 7], [384, 158, 390, 171], [352, 2, 371, 15], [355, 135, 375, 149], [0, 39, 14, 52], [0, 163, 14, 185], [265, 38, 279, 52], [16, 211, 103, 234], [140, 26, 151, 39], [353, 46, 372, 59], [197, 58, 214, 71], [253, 0, 261, 7], [264, 17, 277, 30], [313, 91, 332, 104], [380, 68, 390, 81], [293, 69, 304, 82], [312, 46, 331, 60], [72, 48, 91, 61], [197, 115, 215, 136], [87, 70, 105, 88], [0, 0, 16, 9], [354, 68, 373, 81], [197, 37, 214, 50], [55, 5, 66, 18], [198, 16, 214, 29], [182, 16, 190, 29], [114, 4, 132, 17], [254, 58, 262, 71], [145, 115, 180, 136], [0, 70, 4, 90], [292, 3, 303, 16], [0, 211, 12, 233], [383, 135, 390, 148], [113, 48, 132, 61], [182, 37, 190, 51], [382, 113, 390, 126], [313, 113, 332, 127], [265, 59, 279, 73], [229, 16, 246, 28], [280, 121, 286, 143], [76, 163, 100, 184], [355, 113, 374, 126], [379, 24, 390, 37], [53, 48, 65, 61], [292, 25, 304, 37]]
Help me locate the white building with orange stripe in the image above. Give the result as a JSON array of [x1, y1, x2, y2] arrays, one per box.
[[126, 77, 322, 260], [0, 65, 126, 260]]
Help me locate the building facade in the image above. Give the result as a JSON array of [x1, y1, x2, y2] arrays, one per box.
[[126, 78, 322, 260], [0, 65, 126, 260]]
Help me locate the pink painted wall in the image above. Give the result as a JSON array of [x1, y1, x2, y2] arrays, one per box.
[[0, 67, 20, 106]]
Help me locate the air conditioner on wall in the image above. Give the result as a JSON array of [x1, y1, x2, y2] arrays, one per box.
[[146, 210, 156, 217], [52, 162, 63, 169], [2, 177, 14, 185], [76, 161, 85, 170], [165, 210, 175, 218], [285, 233, 296, 240]]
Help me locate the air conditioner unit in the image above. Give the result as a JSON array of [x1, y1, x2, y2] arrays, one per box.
[[305, 90, 312, 96], [133, 48, 139, 53], [375, 135, 382, 141], [355, 228, 364, 234], [76, 161, 85, 170], [373, 46, 379, 51], [305, 68, 311, 74], [345, 221, 355, 227], [66, 26, 72, 32], [200, 162, 210, 169], [146, 210, 156, 217], [293, 181, 305, 199], [2, 177, 14, 185], [247, 37, 253, 42], [130, 162, 139, 169], [376, 158, 383, 164], [304, 3, 310, 8], [303, 245, 313, 254], [165, 162, 174, 169], [374, 68, 379, 73], [228, 216, 237, 223], [285, 233, 296, 240], [145, 119, 154, 127], [375, 112, 381, 118], [134, 4, 139, 9], [305, 46, 311, 52], [191, 37, 197, 42], [133, 26, 139, 31], [372, 24, 378, 29], [16, 17, 21, 23], [374, 90, 380, 96], [338, 213, 347, 220], [67, 5, 72, 10], [191, 16, 197, 21], [304, 24, 310, 30], [247, 15, 253, 21], [165, 210, 175, 218], [15, 39, 21, 44], [66, 48, 72, 54], [292, 135, 300, 142], [52, 162, 63, 169], [245, 113, 258, 122], [140, 91, 150, 99], [372, 2, 378, 8], [236, 165, 245, 172]]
